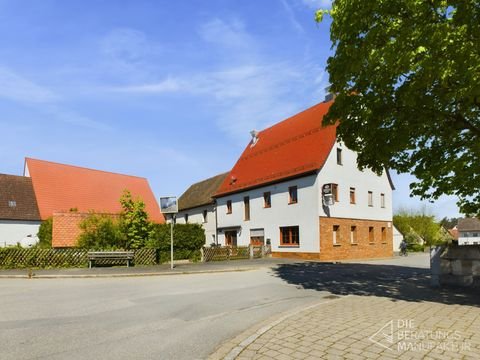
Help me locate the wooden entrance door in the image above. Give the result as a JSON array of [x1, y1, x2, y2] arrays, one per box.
[[225, 231, 237, 247]]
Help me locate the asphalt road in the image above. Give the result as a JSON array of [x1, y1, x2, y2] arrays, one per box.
[[0, 254, 431, 360], [0, 267, 330, 360]]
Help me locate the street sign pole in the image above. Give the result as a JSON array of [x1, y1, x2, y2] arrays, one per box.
[[159, 196, 178, 271], [170, 214, 174, 270]]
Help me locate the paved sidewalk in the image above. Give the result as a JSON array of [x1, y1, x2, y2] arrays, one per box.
[[210, 295, 480, 360], [0, 258, 300, 278]]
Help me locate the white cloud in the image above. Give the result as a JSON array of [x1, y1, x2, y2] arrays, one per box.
[[100, 28, 156, 64], [104, 18, 329, 142], [108, 77, 186, 93], [301, 0, 332, 9], [0, 65, 109, 130], [280, 0, 306, 34], [0, 66, 58, 103], [199, 18, 253, 51]]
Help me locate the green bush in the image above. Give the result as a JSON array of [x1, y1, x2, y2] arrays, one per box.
[[37, 218, 53, 248], [407, 243, 425, 252], [146, 223, 205, 262], [77, 213, 126, 250]]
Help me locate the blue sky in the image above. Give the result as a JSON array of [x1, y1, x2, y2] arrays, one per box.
[[0, 0, 461, 219]]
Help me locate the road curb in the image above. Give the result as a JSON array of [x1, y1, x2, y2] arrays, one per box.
[[209, 295, 350, 360], [0, 267, 260, 279]]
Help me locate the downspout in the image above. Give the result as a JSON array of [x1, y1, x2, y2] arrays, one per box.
[[214, 199, 218, 246]]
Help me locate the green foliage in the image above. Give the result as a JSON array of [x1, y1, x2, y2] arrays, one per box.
[[119, 190, 154, 249], [394, 208, 447, 247], [146, 223, 205, 263], [37, 218, 52, 248], [77, 213, 126, 250], [439, 217, 460, 229], [317, 1, 480, 215], [407, 243, 425, 252]]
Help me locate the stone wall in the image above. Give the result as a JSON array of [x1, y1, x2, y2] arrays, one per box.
[[440, 244, 480, 288]]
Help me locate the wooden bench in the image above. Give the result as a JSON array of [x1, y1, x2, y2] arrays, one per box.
[[87, 251, 134, 268]]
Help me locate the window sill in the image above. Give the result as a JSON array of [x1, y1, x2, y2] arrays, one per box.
[[369, 242, 375, 245], [333, 244, 341, 247], [264, 206, 271, 209], [288, 202, 298, 205], [279, 245, 300, 248], [381, 242, 387, 244], [350, 243, 358, 246]]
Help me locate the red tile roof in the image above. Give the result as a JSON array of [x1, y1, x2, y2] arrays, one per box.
[[25, 158, 164, 223], [215, 101, 337, 196]]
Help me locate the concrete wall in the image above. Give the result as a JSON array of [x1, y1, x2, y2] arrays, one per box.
[[440, 244, 480, 288], [176, 205, 216, 246], [216, 174, 320, 253], [0, 220, 41, 247]]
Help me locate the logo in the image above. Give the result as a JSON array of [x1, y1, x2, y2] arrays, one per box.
[[369, 319, 471, 353]]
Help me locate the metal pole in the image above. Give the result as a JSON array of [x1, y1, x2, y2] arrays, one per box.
[[170, 214, 174, 270]]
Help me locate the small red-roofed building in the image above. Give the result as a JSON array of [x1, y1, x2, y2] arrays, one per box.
[[211, 100, 394, 261], [21, 158, 164, 247]]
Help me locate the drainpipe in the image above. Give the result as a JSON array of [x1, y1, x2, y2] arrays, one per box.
[[214, 200, 218, 246]]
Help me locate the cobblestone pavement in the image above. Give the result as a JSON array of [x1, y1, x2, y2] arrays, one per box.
[[210, 295, 480, 360]]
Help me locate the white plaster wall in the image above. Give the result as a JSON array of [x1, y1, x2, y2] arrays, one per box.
[[175, 206, 217, 246], [0, 220, 41, 247], [216, 174, 320, 252], [393, 225, 404, 252], [458, 236, 480, 246], [317, 142, 393, 221]]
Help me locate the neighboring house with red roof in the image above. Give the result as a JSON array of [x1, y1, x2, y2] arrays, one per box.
[[0, 158, 165, 248], [0, 174, 41, 247], [209, 100, 394, 260], [175, 172, 229, 246]]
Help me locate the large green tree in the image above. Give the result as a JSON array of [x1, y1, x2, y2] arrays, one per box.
[[119, 190, 154, 249], [317, 1, 480, 215]]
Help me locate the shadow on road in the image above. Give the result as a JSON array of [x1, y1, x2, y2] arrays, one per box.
[[272, 262, 480, 306]]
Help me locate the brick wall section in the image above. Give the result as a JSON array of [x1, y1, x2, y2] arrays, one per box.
[[52, 212, 119, 248], [272, 217, 393, 261], [319, 217, 393, 261]]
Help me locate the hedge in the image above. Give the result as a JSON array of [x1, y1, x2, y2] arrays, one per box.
[[146, 223, 205, 263]]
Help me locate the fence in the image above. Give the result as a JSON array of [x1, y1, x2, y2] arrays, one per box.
[[0, 248, 158, 269], [202, 245, 270, 262]]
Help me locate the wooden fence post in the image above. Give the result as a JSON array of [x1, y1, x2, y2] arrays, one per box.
[[249, 245, 254, 259]]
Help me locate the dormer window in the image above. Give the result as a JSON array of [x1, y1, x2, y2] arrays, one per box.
[[8, 200, 16, 208]]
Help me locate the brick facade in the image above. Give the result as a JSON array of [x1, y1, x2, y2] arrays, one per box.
[[272, 217, 393, 261], [52, 212, 119, 248], [319, 217, 393, 261]]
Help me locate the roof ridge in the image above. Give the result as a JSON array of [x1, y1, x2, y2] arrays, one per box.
[[25, 157, 147, 180], [241, 126, 323, 161], [257, 101, 330, 135]]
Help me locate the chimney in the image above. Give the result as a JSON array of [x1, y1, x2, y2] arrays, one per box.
[[324, 85, 335, 102], [250, 130, 259, 147]]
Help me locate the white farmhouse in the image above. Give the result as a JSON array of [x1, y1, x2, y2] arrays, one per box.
[[0, 174, 41, 247], [176, 173, 228, 246], [457, 218, 480, 246], [212, 101, 395, 261]]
